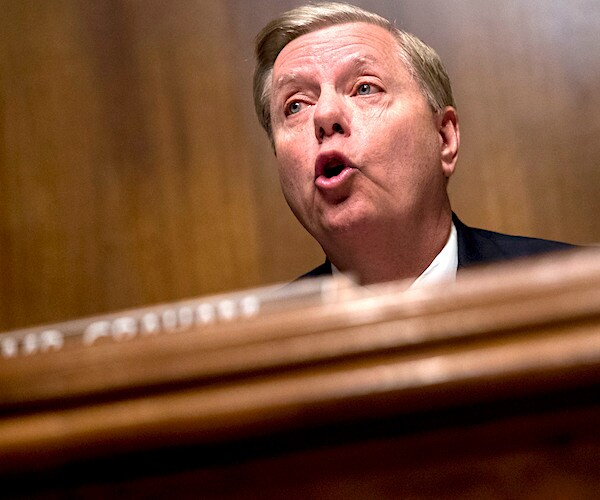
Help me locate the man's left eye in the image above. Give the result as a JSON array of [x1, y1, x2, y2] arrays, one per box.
[[356, 83, 374, 95]]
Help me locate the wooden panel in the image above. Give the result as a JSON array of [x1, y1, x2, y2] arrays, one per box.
[[0, 1, 266, 330], [1, 0, 598, 331]]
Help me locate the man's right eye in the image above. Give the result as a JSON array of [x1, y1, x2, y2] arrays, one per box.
[[286, 101, 303, 115]]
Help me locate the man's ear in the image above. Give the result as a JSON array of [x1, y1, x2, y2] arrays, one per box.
[[437, 106, 460, 178]]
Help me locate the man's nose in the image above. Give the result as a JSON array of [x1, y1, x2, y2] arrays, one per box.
[[313, 90, 350, 143]]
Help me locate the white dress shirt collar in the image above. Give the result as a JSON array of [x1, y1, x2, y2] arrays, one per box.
[[408, 222, 458, 289]]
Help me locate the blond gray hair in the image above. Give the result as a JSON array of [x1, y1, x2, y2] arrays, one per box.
[[253, 2, 455, 143]]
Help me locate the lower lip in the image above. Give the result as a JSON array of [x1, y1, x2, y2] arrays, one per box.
[[314, 167, 356, 190]]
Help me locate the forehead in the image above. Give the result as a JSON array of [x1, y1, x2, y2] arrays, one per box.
[[272, 22, 402, 78]]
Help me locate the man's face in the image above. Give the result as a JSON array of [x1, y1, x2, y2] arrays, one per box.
[[270, 23, 454, 245]]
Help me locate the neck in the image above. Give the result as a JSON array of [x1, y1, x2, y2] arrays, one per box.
[[322, 208, 453, 286]]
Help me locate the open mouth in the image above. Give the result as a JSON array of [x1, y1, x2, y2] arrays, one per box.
[[315, 152, 355, 180], [323, 162, 346, 178], [314, 152, 357, 191]]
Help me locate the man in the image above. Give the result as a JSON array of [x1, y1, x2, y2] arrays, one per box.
[[253, 2, 571, 287]]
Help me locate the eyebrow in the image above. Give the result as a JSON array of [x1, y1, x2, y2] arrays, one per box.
[[273, 73, 303, 94], [273, 54, 381, 95]]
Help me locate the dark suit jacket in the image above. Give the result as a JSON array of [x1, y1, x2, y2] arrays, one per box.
[[298, 213, 574, 280]]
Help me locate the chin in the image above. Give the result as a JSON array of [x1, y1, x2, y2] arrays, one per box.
[[316, 206, 377, 237]]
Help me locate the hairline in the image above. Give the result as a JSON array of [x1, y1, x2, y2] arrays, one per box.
[[256, 17, 449, 145]]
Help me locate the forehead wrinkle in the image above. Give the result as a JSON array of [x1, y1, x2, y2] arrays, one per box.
[[274, 72, 300, 93], [346, 54, 381, 75], [274, 53, 382, 93], [275, 23, 399, 71]]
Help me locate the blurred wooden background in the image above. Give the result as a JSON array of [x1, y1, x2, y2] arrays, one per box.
[[1, 0, 598, 331]]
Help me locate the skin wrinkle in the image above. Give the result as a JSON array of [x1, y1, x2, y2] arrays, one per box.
[[270, 23, 459, 285], [274, 55, 382, 98], [261, 35, 444, 144]]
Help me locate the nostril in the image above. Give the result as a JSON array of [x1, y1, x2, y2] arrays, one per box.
[[332, 123, 344, 134]]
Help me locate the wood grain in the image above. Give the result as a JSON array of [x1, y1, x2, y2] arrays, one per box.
[[1, 249, 599, 497], [1, 0, 598, 331]]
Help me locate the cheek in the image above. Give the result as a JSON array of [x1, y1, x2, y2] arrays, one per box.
[[277, 160, 297, 194], [363, 118, 440, 190], [276, 130, 312, 171], [275, 143, 311, 197], [384, 111, 438, 158]]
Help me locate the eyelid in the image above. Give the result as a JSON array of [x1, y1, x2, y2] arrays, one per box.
[[285, 100, 303, 116], [352, 79, 383, 95], [284, 94, 312, 116]]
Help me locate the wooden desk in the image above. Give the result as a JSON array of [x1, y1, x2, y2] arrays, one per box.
[[1, 249, 599, 498]]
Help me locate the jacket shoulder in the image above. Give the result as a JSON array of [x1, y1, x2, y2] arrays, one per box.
[[453, 214, 575, 268], [295, 260, 332, 281]]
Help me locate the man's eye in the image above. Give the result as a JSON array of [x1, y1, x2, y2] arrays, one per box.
[[357, 83, 371, 95], [356, 83, 379, 96], [286, 101, 303, 115]]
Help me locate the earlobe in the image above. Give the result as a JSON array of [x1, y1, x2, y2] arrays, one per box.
[[438, 106, 460, 178]]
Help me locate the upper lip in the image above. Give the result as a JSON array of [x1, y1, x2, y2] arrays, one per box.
[[314, 151, 356, 180]]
